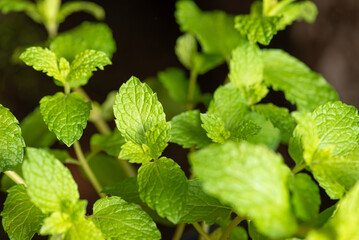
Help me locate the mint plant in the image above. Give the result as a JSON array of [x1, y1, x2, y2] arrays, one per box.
[[1, 0, 359, 240]]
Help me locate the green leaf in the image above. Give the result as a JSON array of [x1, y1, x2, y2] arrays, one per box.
[[91, 196, 161, 240], [200, 113, 230, 144], [175, 0, 242, 58], [138, 157, 188, 223], [179, 179, 231, 224], [262, 49, 338, 111], [234, 15, 281, 45], [145, 122, 171, 159], [0, 105, 25, 172], [290, 173, 320, 222], [50, 22, 116, 62], [306, 181, 359, 240], [90, 129, 125, 156], [102, 177, 142, 205], [175, 33, 197, 70], [0, 0, 41, 22], [158, 67, 201, 104], [170, 110, 212, 149], [20, 107, 57, 148], [40, 92, 91, 147], [114, 76, 167, 145], [275, 1, 318, 30], [23, 148, 79, 214], [57, 1, 105, 23], [252, 103, 296, 144], [40, 211, 73, 236], [119, 141, 153, 164], [64, 219, 104, 240], [190, 141, 297, 238], [66, 49, 111, 88], [192, 52, 223, 75], [1, 184, 46, 240], [20, 47, 64, 83]]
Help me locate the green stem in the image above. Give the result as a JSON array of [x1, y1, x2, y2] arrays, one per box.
[[186, 70, 198, 110], [192, 222, 211, 240], [64, 82, 70, 95], [4, 171, 27, 186], [220, 216, 244, 240], [73, 141, 106, 198], [172, 223, 186, 240], [199, 222, 210, 240], [292, 160, 306, 175]]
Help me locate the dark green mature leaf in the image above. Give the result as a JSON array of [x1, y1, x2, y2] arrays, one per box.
[[262, 49, 338, 111], [190, 141, 297, 238], [20, 107, 57, 148], [50, 22, 116, 62], [90, 129, 125, 156], [0, 104, 25, 172], [170, 110, 212, 148], [57, 1, 105, 23], [40, 92, 91, 147], [92, 196, 161, 240], [179, 179, 231, 224], [138, 157, 188, 223], [175, 0, 242, 58], [23, 148, 79, 214], [234, 14, 281, 45], [102, 177, 142, 205], [290, 173, 320, 222], [2, 184, 46, 240]]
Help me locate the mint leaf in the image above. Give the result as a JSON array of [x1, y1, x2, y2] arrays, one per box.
[[290, 173, 320, 222], [66, 50, 111, 88], [114, 76, 167, 145], [262, 49, 338, 111], [0, 104, 25, 172], [102, 177, 142, 205], [64, 219, 104, 240], [252, 103, 296, 144], [2, 184, 46, 240], [50, 22, 116, 62], [20, 107, 57, 148], [145, 123, 171, 159], [234, 15, 281, 45], [40, 211, 73, 236], [0, 0, 40, 23], [119, 141, 152, 164], [190, 142, 297, 238], [23, 148, 79, 213], [179, 179, 231, 224], [175, 0, 242, 58], [275, 1, 318, 30], [175, 33, 197, 70], [90, 129, 125, 157], [40, 92, 91, 147], [138, 157, 188, 223], [20, 47, 64, 83], [192, 52, 223, 75], [200, 113, 230, 144], [57, 1, 105, 23], [91, 196, 161, 240], [170, 110, 212, 149]]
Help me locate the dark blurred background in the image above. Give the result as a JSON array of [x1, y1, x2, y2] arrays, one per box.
[[0, 0, 358, 239]]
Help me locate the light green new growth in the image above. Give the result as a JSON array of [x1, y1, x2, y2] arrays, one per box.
[[1, 184, 46, 240], [40, 92, 91, 147], [57, 1, 105, 23], [91, 196, 161, 240], [190, 141, 297, 238], [200, 114, 230, 144], [0, 104, 25, 172], [23, 148, 80, 214], [64, 219, 104, 240], [137, 157, 188, 224]]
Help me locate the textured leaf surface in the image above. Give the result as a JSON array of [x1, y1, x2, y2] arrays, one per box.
[[179, 179, 231, 224], [262, 49, 338, 111], [1, 184, 46, 240], [0, 105, 25, 172], [190, 141, 297, 238], [50, 22, 116, 62], [57, 1, 105, 23], [252, 103, 296, 144], [67, 50, 111, 88], [119, 141, 152, 164], [23, 148, 79, 213], [138, 157, 188, 223], [170, 110, 211, 149], [234, 15, 280, 45], [64, 219, 104, 240], [201, 113, 230, 144], [20, 107, 57, 148], [20, 47, 64, 82], [40, 92, 91, 147], [90, 129, 125, 156], [175, 1, 242, 58], [92, 196, 161, 240], [290, 173, 320, 222]]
